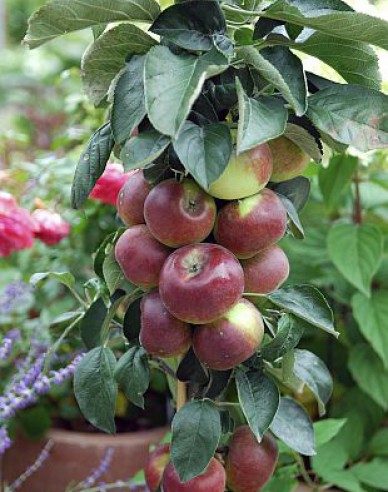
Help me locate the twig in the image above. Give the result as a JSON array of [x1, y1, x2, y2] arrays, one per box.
[[353, 166, 363, 224]]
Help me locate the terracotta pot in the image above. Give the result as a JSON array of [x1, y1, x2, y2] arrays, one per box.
[[3, 427, 167, 492]]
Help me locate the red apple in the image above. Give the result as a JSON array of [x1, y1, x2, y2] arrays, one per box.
[[140, 291, 192, 358], [268, 136, 310, 183], [117, 169, 151, 226], [193, 299, 264, 370], [162, 458, 226, 492], [115, 225, 171, 289], [242, 244, 290, 295], [214, 189, 288, 259], [159, 243, 244, 324], [145, 444, 171, 492], [144, 179, 216, 247], [226, 426, 279, 492]]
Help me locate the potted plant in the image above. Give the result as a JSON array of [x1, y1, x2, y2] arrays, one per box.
[[5, 0, 388, 490]]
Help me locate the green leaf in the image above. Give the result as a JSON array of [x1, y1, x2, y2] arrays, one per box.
[[293, 349, 333, 416], [315, 469, 366, 492], [352, 459, 388, 490], [236, 79, 287, 154], [74, 347, 117, 434], [24, 0, 160, 48], [318, 154, 358, 209], [144, 46, 228, 137], [261, 314, 305, 361], [236, 369, 280, 441], [352, 291, 388, 369], [271, 176, 311, 212], [123, 298, 142, 343], [173, 121, 232, 189], [80, 298, 107, 350], [261, 470, 298, 492], [369, 428, 388, 457], [177, 348, 209, 385], [238, 45, 307, 116], [307, 85, 388, 152], [270, 397, 315, 456], [314, 418, 347, 448], [82, 24, 156, 106], [284, 123, 322, 163], [348, 344, 388, 411], [327, 223, 383, 297], [71, 123, 114, 209], [103, 246, 137, 295], [278, 195, 304, 240], [30, 271, 75, 289], [151, 0, 228, 52], [268, 285, 337, 337], [171, 400, 221, 482], [120, 129, 170, 171], [115, 346, 150, 408]]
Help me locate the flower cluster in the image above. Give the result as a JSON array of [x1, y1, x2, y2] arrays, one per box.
[[79, 447, 115, 489], [0, 281, 33, 315], [0, 329, 20, 360], [90, 163, 130, 206]]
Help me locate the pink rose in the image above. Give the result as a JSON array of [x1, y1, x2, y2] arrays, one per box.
[[90, 163, 129, 206], [32, 209, 71, 246]]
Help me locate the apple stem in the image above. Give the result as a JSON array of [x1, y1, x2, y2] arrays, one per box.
[[176, 380, 187, 411]]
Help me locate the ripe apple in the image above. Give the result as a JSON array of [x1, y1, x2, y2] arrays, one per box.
[[144, 179, 216, 247], [208, 144, 273, 200], [140, 291, 192, 358], [242, 244, 290, 295], [145, 443, 171, 492], [117, 169, 151, 226], [268, 136, 310, 183], [214, 189, 288, 259], [193, 299, 264, 370], [115, 225, 171, 289], [159, 243, 244, 324], [162, 458, 226, 492], [226, 426, 279, 492]]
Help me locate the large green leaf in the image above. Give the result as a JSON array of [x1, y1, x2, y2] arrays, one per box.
[[82, 24, 156, 106], [352, 459, 388, 490], [71, 123, 114, 209], [30, 271, 75, 289], [144, 46, 228, 137], [369, 428, 388, 457], [236, 80, 287, 154], [348, 344, 388, 411], [283, 123, 322, 163], [120, 129, 171, 171], [80, 298, 107, 350], [352, 291, 388, 369], [307, 85, 388, 152], [24, 0, 160, 49], [173, 121, 232, 189], [115, 346, 150, 408], [238, 45, 307, 116], [261, 314, 305, 362], [74, 347, 117, 434], [327, 223, 383, 296], [314, 418, 347, 448], [236, 369, 280, 441], [318, 154, 358, 209], [103, 246, 137, 295], [171, 400, 221, 482]]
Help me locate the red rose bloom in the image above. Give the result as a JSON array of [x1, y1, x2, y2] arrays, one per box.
[[32, 209, 71, 246], [90, 163, 129, 206]]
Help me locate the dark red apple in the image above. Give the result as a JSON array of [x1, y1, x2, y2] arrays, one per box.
[[140, 291, 192, 358], [226, 426, 279, 492], [115, 225, 171, 289], [214, 189, 288, 259], [144, 179, 216, 247], [242, 244, 290, 295], [193, 299, 264, 370], [162, 458, 226, 492], [145, 443, 171, 492], [116, 169, 151, 226], [159, 243, 244, 324]]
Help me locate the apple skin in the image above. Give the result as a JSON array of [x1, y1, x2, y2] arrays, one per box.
[[209, 144, 273, 200], [159, 243, 244, 324], [242, 244, 290, 296], [145, 444, 171, 492], [140, 291, 192, 358], [214, 189, 288, 259], [193, 298, 264, 370], [162, 458, 226, 492], [115, 225, 171, 289], [144, 179, 216, 248], [117, 169, 151, 226], [226, 426, 279, 492], [268, 136, 310, 183]]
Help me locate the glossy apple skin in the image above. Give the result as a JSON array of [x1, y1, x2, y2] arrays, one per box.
[[117, 169, 151, 226], [214, 189, 288, 259], [115, 225, 171, 289], [145, 444, 171, 492], [268, 136, 310, 183], [144, 179, 216, 248], [159, 243, 244, 324], [193, 299, 264, 370], [209, 144, 273, 200], [242, 244, 290, 296], [140, 291, 192, 358], [226, 426, 279, 492], [162, 458, 226, 492]]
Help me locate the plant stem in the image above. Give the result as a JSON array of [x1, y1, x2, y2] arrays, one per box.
[[353, 166, 363, 224], [68, 287, 88, 309], [294, 452, 316, 488], [222, 4, 261, 15]]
